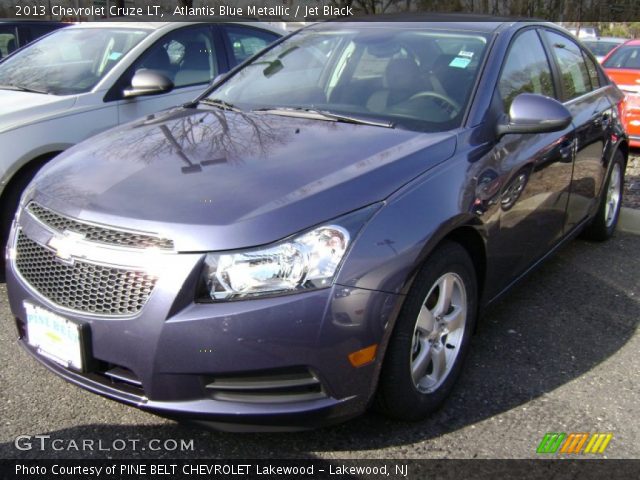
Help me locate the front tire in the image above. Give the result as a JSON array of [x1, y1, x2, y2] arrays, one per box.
[[582, 151, 625, 241], [376, 241, 478, 421]]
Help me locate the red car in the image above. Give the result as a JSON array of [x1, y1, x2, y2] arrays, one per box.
[[602, 39, 640, 147]]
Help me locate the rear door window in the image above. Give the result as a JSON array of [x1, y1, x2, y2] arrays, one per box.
[[222, 25, 280, 66], [0, 25, 17, 59], [545, 31, 593, 100]]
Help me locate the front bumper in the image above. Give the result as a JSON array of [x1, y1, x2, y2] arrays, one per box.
[[6, 220, 400, 430]]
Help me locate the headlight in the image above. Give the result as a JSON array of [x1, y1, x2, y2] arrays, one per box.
[[200, 225, 351, 301]]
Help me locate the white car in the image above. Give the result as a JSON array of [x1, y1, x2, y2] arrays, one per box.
[[567, 26, 599, 39], [0, 21, 283, 254]]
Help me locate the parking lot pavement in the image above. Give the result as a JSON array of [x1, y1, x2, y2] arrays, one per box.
[[0, 233, 638, 460]]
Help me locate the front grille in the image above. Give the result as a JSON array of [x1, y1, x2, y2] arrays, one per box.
[[15, 231, 157, 316], [27, 203, 174, 250]]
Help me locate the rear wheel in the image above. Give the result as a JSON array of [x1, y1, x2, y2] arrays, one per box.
[[376, 241, 477, 421], [582, 151, 625, 241]]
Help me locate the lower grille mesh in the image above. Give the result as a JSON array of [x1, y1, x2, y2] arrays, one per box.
[[15, 231, 157, 316]]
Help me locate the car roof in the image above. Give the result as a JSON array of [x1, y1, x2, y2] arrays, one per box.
[[620, 39, 640, 46], [0, 20, 67, 25], [68, 21, 162, 30], [67, 20, 285, 35], [320, 15, 560, 34]]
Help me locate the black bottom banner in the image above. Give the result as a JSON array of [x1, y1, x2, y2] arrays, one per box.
[[2, 459, 639, 480]]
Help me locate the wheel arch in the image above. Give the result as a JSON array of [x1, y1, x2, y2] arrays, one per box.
[[0, 150, 63, 238], [400, 218, 488, 307], [442, 226, 487, 307], [0, 150, 62, 203], [371, 219, 488, 380]]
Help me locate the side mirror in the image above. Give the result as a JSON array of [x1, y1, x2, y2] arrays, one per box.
[[497, 93, 572, 138], [123, 70, 174, 99]]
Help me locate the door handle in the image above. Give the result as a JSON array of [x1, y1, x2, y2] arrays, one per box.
[[558, 138, 575, 163]]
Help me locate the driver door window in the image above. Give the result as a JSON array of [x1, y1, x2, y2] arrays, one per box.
[[133, 26, 217, 88], [117, 26, 218, 125], [498, 29, 555, 112]]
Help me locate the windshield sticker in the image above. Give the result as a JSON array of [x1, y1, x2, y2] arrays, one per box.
[[449, 57, 471, 68], [108, 52, 123, 61], [458, 50, 474, 58]]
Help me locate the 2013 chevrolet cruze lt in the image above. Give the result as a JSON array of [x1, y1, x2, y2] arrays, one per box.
[[5, 20, 628, 430]]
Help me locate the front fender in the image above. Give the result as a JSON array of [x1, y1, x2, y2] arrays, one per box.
[[336, 152, 486, 296]]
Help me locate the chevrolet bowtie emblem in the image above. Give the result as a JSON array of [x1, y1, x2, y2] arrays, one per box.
[[47, 230, 86, 265]]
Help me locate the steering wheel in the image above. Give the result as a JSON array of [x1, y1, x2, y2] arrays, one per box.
[[408, 91, 461, 119]]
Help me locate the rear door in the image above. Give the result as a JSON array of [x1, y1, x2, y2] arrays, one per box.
[[541, 29, 612, 231]]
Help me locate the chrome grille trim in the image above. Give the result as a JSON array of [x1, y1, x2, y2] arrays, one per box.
[[27, 203, 174, 251], [14, 231, 157, 316]]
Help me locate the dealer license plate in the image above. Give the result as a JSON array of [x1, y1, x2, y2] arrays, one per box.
[[24, 302, 84, 371]]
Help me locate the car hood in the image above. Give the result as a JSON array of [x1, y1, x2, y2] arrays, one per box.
[[29, 107, 457, 251], [0, 89, 77, 133], [604, 68, 640, 93]]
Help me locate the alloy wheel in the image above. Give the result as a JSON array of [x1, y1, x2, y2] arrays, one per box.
[[410, 272, 467, 393], [605, 162, 622, 228]]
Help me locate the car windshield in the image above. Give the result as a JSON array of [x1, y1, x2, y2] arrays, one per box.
[[583, 41, 622, 58], [602, 45, 640, 69], [208, 24, 489, 132], [0, 27, 149, 95]]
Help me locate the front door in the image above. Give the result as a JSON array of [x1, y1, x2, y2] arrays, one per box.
[[485, 28, 575, 286]]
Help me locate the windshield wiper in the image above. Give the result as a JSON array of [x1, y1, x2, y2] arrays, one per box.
[[315, 109, 395, 128], [0, 84, 49, 94], [197, 98, 243, 112], [252, 107, 394, 128]]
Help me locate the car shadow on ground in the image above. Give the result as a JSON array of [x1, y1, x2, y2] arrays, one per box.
[[1, 234, 638, 459]]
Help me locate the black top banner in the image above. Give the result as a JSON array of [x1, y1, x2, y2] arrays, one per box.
[[0, 0, 639, 22]]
